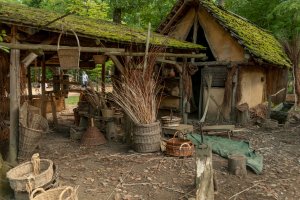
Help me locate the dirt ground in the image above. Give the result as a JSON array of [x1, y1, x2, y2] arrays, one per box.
[[36, 109, 300, 200]]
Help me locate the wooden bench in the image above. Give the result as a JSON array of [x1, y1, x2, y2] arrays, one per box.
[[201, 125, 235, 139]]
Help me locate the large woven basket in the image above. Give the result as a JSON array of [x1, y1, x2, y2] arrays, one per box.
[[132, 121, 161, 153], [165, 131, 194, 157], [57, 30, 81, 70], [81, 118, 107, 146], [6, 159, 54, 192], [30, 186, 78, 200], [18, 125, 45, 158]]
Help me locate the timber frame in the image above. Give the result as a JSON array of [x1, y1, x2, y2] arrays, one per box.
[[0, 1, 207, 162]]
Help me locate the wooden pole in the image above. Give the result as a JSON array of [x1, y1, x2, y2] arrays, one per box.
[[27, 64, 33, 101], [41, 55, 47, 118], [195, 144, 214, 200], [143, 23, 151, 75], [102, 63, 106, 94], [183, 58, 188, 124], [8, 26, 20, 164]]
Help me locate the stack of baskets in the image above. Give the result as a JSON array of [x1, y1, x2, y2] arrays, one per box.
[[19, 103, 49, 160], [6, 154, 61, 200]]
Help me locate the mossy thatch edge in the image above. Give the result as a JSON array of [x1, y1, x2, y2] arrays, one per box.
[[200, 0, 291, 68], [0, 1, 205, 50]]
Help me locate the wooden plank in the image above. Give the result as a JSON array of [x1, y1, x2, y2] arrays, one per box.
[[202, 125, 235, 131], [109, 55, 124, 74], [8, 25, 20, 163], [41, 55, 47, 118], [27, 64, 33, 101]]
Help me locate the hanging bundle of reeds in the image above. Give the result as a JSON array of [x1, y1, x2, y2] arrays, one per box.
[[109, 47, 163, 124], [83, 88, 106, 110]]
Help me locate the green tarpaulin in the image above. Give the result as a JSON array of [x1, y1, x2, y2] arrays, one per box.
[[187, 133, 263, 174]]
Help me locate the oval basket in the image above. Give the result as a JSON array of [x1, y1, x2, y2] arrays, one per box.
[[30, 186, 78, 200], [165, 131, 194, 157], [6, 159, 54, 192]]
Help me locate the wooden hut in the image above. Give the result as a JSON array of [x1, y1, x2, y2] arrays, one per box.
[[157, 0, 292, 121], [0, 2, 206, 161]]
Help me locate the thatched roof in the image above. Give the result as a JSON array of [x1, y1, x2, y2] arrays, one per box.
[[0, 1, 205, 50], [157, 0, 292, 68]]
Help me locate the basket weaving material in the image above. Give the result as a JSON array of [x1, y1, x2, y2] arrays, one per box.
[[165, 132, 194, 157], [6, 159, 53, 192], [132, 122, 161, 153], [30, 186, 78, 200]]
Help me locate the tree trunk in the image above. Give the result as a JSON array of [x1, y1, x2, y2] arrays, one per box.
[[294, 65, 300, 106], [113, 8, 122, 24]]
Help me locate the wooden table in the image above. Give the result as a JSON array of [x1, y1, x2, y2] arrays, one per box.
[[201, 125, 235, 139]]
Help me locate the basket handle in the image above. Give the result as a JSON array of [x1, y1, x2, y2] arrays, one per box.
[[59, 186, 75, 200], [57, 30, 81, 51], [30, 188, 46, 199], [179, 142, 192, 151], [172, 130, 184, 140]]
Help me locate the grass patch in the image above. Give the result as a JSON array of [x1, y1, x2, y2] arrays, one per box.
[[65, 96, 79, 105]]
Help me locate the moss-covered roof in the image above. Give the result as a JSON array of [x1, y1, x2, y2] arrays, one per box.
[[200, 0, 291, 67], [0, 1, 205, 50], [158, 0, 291, 68]]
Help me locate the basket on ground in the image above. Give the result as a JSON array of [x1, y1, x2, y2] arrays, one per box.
[[165, 131, 194, 157], [132, 121, 161, 153], [6, 159, 54, 192], [30, 186, 78, 200]]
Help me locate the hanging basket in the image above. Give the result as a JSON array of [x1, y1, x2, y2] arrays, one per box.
[[93, 55, 107, 64], [57, 30, 81, 70]]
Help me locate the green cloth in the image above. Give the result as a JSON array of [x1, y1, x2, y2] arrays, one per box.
[[187, 133, 263, 174]]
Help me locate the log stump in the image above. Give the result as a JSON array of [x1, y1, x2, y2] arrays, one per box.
[[228, 154, 247, 177]]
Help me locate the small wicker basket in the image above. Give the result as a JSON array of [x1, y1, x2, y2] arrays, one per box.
[[30, 186, 78, 200], [165, 131, 194, 157]]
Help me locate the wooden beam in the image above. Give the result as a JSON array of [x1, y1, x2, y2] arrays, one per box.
[[8, 26, 20, 164], [156, 58, 183, 73], [102, 63, 106, 94], [27, 64, 33, 101], [194, 61, 248, 66], [0, 42, 205, 58], [0, 42, 125, 53], [41, 55, 47, 118], [109, 55, 124, 74]]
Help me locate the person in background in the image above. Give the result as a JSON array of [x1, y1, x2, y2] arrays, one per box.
[[82, 71, 88, 88]]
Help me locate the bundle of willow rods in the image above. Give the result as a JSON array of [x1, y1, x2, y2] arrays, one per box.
[[83, 88, 106, 110], [109, 47, 163, 124]]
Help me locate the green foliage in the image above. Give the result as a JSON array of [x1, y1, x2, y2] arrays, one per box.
[[267, 0, 300, 39], [86, 60, 113, 83], [0, 29, 9, 53]]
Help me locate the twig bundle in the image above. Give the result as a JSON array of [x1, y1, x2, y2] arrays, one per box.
[[83, 88, 107, 109], [109, 47, 163, 124]]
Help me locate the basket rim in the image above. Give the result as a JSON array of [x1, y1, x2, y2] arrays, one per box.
[[133, 121, 160, 127], [6, 159, 53, 181]]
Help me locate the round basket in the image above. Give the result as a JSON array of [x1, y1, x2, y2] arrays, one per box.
[[132, 122, 161, 153], [6, 159, 54, 192], [165, 131, 194, 157], [30, 186, 78, 200], [161, 116, 181, 127], [93, 55, 107, 64]]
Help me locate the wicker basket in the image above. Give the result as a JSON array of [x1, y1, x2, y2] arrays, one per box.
[[18, 125, 45, 159], [165, 131, 194, 157], [30, 186, 78, 200], [161, 116, 181, 127], [57, 30, 80, 70], [6, 159, 54, 192], [132, 122, 161, 153], [93, 55, 107, 64]]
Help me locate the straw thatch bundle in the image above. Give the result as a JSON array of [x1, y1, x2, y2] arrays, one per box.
[[109, 48, 163, 124]]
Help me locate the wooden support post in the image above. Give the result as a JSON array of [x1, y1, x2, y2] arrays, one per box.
[[183, 58, 188, 124], [196, 144, 214, 200], [27, 64, 33, 101], [41, 55, 47, 118], [102, 63, 106, 94], [8, 26, 20, 164], [228, 154, 247, 177], [50, 92, 58, 125], [231, 66, 238, 121]]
